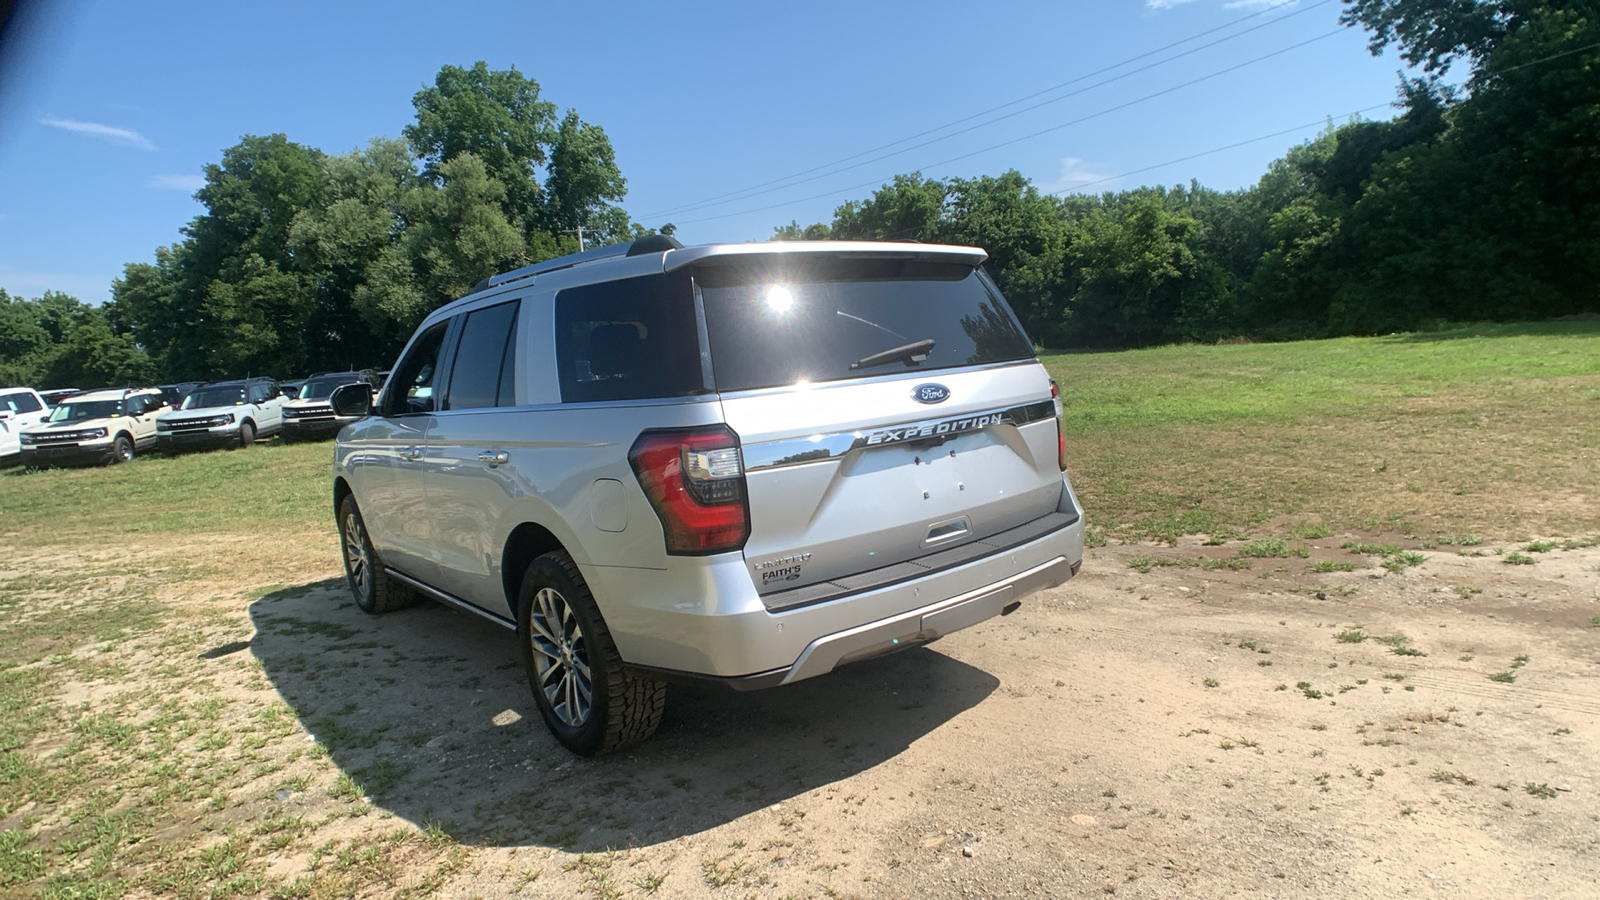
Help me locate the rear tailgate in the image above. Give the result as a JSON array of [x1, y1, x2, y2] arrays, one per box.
[[725, 364, 1064, 603], [693, 252, 1066, 608]]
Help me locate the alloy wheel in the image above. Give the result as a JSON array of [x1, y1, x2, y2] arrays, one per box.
[[342, 511, 369, 598], [526, 587, 592, 727]]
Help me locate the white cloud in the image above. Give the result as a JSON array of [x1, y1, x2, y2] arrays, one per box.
[[39, 116, 156, 151], [1146, 0, 1202, 9], [147, 174, 205, 191], [1039, 157, 1119, 194]]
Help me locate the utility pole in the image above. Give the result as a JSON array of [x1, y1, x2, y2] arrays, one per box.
[[567, 225, 586, 252]]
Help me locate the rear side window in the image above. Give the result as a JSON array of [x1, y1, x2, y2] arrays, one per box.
[[555, 272, 703, 403], [697, 260, 1034, 392], [445, 300, 519, 410]]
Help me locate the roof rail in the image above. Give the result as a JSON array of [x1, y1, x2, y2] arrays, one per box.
[[471, 234, 685, 293]]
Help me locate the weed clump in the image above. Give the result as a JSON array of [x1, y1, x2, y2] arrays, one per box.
[[1238, 538, 1308, 559]]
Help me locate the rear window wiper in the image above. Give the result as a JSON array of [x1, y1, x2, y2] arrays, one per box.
[[848, 338, 936, 371]]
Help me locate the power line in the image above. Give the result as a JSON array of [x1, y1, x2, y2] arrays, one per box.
[[1047, 38, 1600, 195], [730, 36, 1600, 235], [641, 0, 1334, 219], [1045, 102, 1396, 196], [673, 28, 1347, 226]]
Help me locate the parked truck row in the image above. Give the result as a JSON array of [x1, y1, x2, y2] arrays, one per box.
[[0, 370, 381, 468]]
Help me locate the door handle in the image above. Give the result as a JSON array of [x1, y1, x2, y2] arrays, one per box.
[[399, 446, 421, 461], [478, 450, 509, 466]]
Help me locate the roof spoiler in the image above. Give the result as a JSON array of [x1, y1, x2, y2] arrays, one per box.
[[661, 241, 987, 272], [470, 234, 685, 293]]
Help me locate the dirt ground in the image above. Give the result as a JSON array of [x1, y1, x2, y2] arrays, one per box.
[[9, 531, 1600, 899]]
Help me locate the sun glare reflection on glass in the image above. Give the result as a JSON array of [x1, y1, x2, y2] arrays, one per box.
[[766, 284, 794, 313]]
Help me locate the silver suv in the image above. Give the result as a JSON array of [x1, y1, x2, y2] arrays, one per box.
[[331, 237, 1084, 755]]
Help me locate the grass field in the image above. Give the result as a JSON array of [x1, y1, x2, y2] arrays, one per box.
[[1, 320, 1598, 897], [1042, 320, 1600, 542]]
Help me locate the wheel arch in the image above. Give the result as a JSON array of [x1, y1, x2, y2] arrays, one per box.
[[333, 476, 353, 520], [502, 522, 568, 624]]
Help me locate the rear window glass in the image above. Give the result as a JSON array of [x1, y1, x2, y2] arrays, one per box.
[[555, 272, 704, 403], [697, 260, 1034, 392]]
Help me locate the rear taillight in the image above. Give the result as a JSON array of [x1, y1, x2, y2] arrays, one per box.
[[1050, 380, 1067, 471], [629, 426, 750, 554]]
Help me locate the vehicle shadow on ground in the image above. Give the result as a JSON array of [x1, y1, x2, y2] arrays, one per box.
[[245, 579, 998, 850]]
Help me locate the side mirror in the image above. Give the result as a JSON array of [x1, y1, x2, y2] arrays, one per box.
[[330, 383, 373, 418], [0, 410, 11, 420]]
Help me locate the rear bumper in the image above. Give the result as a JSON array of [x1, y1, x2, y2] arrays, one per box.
[[596, 483, 1084, 684]]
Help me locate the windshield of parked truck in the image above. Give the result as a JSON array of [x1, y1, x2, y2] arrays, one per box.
[[299, 377, 359, 400], [47, 399, 123, 421], [696, 259, 1035, 392], [182, 387, 247, 409]]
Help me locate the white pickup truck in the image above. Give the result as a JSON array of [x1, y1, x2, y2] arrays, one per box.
[[0, 388, 51, 465]]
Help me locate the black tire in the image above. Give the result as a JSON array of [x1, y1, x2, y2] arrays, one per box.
[[236, 421, 256, 449], [111, 435, 134, 465], [517, 551, 665, 756], [337, 495, 414, 614]]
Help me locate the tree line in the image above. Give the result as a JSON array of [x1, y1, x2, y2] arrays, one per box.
[[2, 2, 1594, 389], [4, 62, 658, 389]]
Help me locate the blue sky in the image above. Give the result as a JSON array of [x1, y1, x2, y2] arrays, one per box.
[[0, 0, 1419, 304]]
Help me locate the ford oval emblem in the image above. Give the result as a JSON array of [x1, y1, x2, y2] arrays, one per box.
[[912, 383, 951, 404]]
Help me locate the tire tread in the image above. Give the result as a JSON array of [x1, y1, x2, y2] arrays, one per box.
[[338, 496, 415, 614], [529, 551, 666, 755]]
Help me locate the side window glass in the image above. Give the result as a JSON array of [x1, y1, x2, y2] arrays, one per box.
[[383, 322, 450, 417], [15, 393, 42, 414], [496, 315, 517, 406], [444, 300, 519, 410], [554, 272, 702, 403]]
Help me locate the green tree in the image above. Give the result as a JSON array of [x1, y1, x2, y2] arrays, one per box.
[[0, 289, 155, 389], [770, 220, 832, 241], [1064, 192, 1231, 347], [110, 134, 327, 380], [541, 110, 629, 242], [404, 62, 558, 231], [939, 172, 1072, 346], [393, 153, 525, 326], [830, 173, 949, 241], [287, 137, 419, 369], [1341, 0, 1548, 76]]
